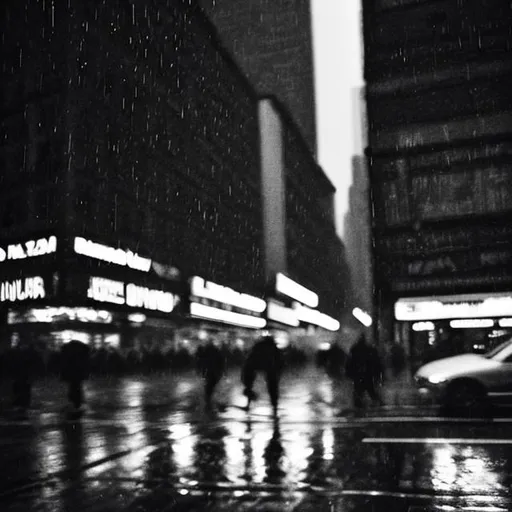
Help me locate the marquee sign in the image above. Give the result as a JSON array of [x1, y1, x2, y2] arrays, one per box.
[[395, 292, 512, 321], [1, 276, 46, 303], [74, 237, 151, 272], [87, 276, 179, 313], [0, 236, 57, 263]]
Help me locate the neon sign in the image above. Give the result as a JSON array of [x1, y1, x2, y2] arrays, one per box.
[[0, 236, 57, 263], [126, 283, 178, 313], [74, 237, 151, 272], [267, 299, 299, 327], [275, 273, 318, 308], [190, 276, 266, 313], [395, 292, 512, 321], [87, 277, 179, 313], [1, 276, 46, 302], [190, 302, 267, 329]]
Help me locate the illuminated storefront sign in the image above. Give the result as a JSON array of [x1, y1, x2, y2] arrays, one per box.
[[1, 276, 46, 302], [190, 276, 266, 313], [0, 235, 57, 263], [395, 292, 512, 321], [294, 303, 340, 332], [275, 273, 318, 308], [190, 302, 267, 329], [266, 299, 299, 327], [87, 276, 179, 313], [7, 307, 112, 324], [412, 321, 435, 332], [126, 283, 178, 313], [74, 237, 151, 272], [450, 319, 494, 329]]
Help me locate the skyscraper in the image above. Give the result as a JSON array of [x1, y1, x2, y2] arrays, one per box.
[[199, 0, 317, 154], [363, 0, 512, 359]]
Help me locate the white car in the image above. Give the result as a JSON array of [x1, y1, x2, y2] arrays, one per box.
[[414, 336, 512, 411]]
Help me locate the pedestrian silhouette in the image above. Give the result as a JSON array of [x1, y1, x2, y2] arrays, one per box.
[[345, 333, 384, 409], [241, 334, 282, 415], [8, 338, 40, 411], [196, 339, 226, 409], [60, 340, 91, 414]]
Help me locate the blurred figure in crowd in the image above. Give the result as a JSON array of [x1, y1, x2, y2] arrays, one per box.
[[325, 341, 347, 379], [241, 334, 282, 415], [60, 340, 91, 413], [390, 341, 407, 378], [196, 339, 226, 409], [9, 337, 40, 411], [346, 332, 384, 410]]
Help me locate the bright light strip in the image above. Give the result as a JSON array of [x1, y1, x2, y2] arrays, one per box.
[[266, 300, 300, 327], [190, 276, 266, 313], [352, 307, 373, 327], [499, 318, 512, 328], [190, 302, 266, 329], [412, 321, 435, 332], [395, 292, 512, 321], [1, 276, 46, 302], [450, 319, 494, 329], [7, 307, 113, 324], [0, 235, 57, 263], [275, 273, 318, 308], [294, 303, 340, 331], [74, 237, 151, 272], [127, 313, 147, 323]]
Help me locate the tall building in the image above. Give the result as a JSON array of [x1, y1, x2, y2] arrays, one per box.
[[1, 0, 345, 352], [344, 88, 372, 321], [363, 0, 512, 363], [199, 0, 317, 154]]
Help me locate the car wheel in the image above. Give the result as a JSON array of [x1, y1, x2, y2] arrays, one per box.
[[442, 381, 490, 417]]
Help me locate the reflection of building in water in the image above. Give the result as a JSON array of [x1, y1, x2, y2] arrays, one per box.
[[362, 0, 512, 357]]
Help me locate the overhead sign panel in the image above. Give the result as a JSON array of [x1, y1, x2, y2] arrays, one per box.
[[395, 292, 512, 321], [275, 273, 318, 308]]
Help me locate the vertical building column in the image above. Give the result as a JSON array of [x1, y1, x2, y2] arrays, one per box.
[[258, 99, 287, 287]]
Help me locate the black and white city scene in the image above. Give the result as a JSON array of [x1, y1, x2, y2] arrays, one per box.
[[1, 1, 512, 510]]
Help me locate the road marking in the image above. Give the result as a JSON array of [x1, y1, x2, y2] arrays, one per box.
[[363, 437, 512, 445]]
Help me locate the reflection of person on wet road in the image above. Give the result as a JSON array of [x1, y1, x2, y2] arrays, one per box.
[[60, 340, 91, 413], [241, 335, 282, 415], [196, 340, 226, 409], [345, 332, 384, 409], [263, 419, 285, 483]]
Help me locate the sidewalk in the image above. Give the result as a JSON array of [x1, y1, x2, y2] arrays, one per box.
[[0, 364, 424, 419]]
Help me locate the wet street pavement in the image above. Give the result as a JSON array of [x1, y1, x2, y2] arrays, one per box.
[[1, 366, 512, 511]]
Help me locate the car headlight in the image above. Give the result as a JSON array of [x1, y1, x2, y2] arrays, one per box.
[[427, 374, 447, 384]]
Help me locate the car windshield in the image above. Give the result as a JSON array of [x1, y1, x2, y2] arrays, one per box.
[[484, 338, 512, 359]]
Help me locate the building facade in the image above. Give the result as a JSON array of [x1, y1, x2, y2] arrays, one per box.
[[1, 0, 345, 355], [0, 0, 265, 351], [199, 0, 317, 154], [363, 0, 512, 364]]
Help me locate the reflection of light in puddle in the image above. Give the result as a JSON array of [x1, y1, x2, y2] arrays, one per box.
[[223, 423, 246, 482], [430, 445, 504, 495], [169, 422, 196, 472], [38, 430, 64, 476], [85, 431, 108, 464], [322, 428, 334, 460], [122, 380, 146, 408], [284, 430, 313, 482]]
